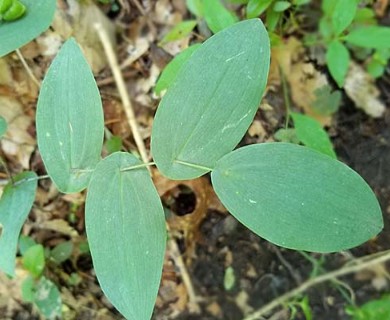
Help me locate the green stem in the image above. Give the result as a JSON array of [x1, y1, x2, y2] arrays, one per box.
[[280, 67, 292, 129], [13, 174, 50, 187], [120, 162, 155, 172], [174, 160, 213, 172]]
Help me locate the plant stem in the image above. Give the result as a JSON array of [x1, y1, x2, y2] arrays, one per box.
[[280, 67, 291, 129], [120, 162, 155, 172], [13, 174, 49, 187], [174, 160, 213, 172], [242, 249, 390, 320]]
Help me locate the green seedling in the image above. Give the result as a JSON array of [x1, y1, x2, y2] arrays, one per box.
[[306, 0, 390, 87], [0, 19, 384, 320], [19, 239, 62, 319]]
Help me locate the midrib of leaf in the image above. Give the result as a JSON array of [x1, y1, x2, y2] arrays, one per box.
[[118, 168, 137, 320], [66, 58, 75, 171]]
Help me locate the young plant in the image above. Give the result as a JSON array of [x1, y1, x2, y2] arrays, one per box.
[[0, 19, 383, 320], [20, 238, 62, 319], [310, 0, 390, 87]]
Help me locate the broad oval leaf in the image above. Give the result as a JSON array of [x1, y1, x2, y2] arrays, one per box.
[[36, 38, 104, 193], [326, 40, 350, 88], [152, 19, 270, 180], [0, 0, 56, 57], [0, 171, 37, 276], [85, 152, 166, 320], [211, 143, 383, 253]]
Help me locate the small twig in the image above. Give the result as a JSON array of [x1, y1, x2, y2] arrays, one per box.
[[273, 246, 302, 285], [94, 23, 150, 167], [167, 223, 202, 313], [15, 49, 41, 87], [242, 250, 390, 320]]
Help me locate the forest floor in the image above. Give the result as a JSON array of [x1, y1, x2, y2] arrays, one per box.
[[0, 0, 390, 319]]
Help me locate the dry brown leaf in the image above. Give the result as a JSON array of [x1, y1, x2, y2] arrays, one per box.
[[272, 38, 332, 126], [50, 0, 115, 74], [0, 97, 35, 169], [0, 59, 13, 86], [344, 62, 385, 118], [374, 0, 389, 17]]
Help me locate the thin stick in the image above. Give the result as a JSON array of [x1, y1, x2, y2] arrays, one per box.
[[166, 223, 202, 313], [94, 23, 150, 166], [16, 49, 41, 87], [242, 250, 390, 320]]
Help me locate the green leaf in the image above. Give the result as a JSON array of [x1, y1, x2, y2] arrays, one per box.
[[273, 1, 291, 12], [152, 19, 270, 180], [246, 0, 273, 19], [211, 143, 383, 253], [292, 0, 310, 5], [346, 295, 390, 320], [331, 0, 358, 35], [353, 8, 376, 25], [19, 235, 37, 256], [312, 85, 341, 116], [0, 116, 7, 137], [266, 7, 281, 32], [160, 20, 197, 45], [345, 26, 390, 49], [274, 128, 300, 144], [186, 0, 203, 17], [104, 135, 123, 154], [291, 112, 336, 159], [0, 0, 56, 57], [85, 152, 166, 320], [202, 0, 238, 33], [22, 244, 45, 278], [321, 0, 336, 16], [50, 241, 73, 264], [34, 277, 62, 320], [367, 59, 385, 79], [155, 44, 201, 95], [36, 38, 104, 193], [21, 275, 35, 302], [0, 171, 37, 276], [326, 40, 350, 88]]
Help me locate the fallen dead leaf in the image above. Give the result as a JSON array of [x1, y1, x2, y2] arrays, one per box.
[[272, 38, 332, 126], [344, 62, 386, 118]]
